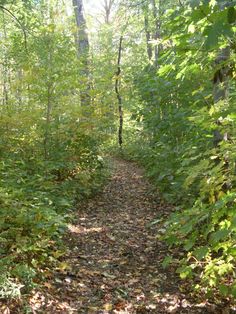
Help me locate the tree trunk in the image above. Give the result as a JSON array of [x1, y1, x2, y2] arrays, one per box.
[[16, 69, 23, 109], [213, 47, 230, 104], [103, 0, 115, 24], [2, 12, 9, 108], [144, 12, 153, 61], [44, 85, 52, 159], [115, 36, 123, 147], [72, 0, 90, 107], [73, 0, 89, 57], [213, 47, 230, 146], [151, 0, 162, 67]]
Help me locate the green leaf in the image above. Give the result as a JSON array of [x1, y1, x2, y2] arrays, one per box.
[[184, 239, 195, 251], [204, 11, 233, 50], [210, 229, 230, 244], [227, 7, 236, 24], [158, 65, 174, 77], [162, 256, 173, 269], [231, 284, 236, 297], [176, 265, 193, 279], [193, 246, 209, 260], [219, 284, 229, 296]]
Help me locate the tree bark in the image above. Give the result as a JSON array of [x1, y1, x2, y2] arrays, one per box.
[[2, 12, 9, 108], [44, 84, 52, 159], [151, 0, 162, 67], [213, 47, 230, 104], [72, 0, 90, 107], [115, 36, 123, 147], [144, 12, 153, 61], [73, 0, 89, 57], [213, 47, 230, 146]]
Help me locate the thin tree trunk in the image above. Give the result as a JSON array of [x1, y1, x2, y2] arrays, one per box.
[[213, 47, 230, 146], [151, 0, 162, 67], [2, 12, 9, 108], [213, 47, 230, 104], [212, 46, 231, 194], [144, 13, 153, 61], [16, 69, 23, 109], [44, 39, 53, 160], [103, 0, 115, 24], [115, 36, 123, 147], [44, 85, 52, 159]]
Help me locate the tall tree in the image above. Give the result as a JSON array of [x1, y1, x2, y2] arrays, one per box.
[[73, 0, 90, 106], [73, 0, 89, 57]]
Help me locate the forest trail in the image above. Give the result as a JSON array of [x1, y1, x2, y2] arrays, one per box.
[[29, 159, 220, 313]]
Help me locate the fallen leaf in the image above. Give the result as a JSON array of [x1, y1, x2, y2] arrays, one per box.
[[103, 303, 113, 311]]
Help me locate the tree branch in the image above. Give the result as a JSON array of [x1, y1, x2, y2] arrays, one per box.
[[0, 5, 27, 50]]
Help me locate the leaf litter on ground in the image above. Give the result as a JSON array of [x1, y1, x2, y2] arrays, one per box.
[[3, 158, 235, 313]]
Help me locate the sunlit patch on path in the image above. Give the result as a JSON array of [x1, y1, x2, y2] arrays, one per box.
[[28, 158, 228, 313]]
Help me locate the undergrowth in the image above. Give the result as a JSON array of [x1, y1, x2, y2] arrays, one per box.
[[0, 128, 107, 301]]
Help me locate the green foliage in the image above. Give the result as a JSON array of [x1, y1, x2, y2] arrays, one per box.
[[0, 0, 108, 300], [118, 0, 236, 299], [2, 0, 236, 304]]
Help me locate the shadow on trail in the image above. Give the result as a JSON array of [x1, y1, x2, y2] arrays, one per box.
[[27, 158, 232, 313]]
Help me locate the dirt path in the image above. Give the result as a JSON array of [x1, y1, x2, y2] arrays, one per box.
[[28, 158, 223, 313]]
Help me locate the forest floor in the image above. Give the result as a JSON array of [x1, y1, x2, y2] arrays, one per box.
[[4, 158, 233, 313]]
